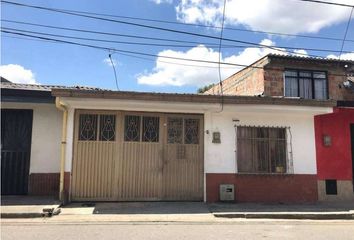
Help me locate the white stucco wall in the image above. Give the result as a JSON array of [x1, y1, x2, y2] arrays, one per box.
[[61, 97, 332, 176], [2, 102, 62, 173], [204, 105, 332, 174]]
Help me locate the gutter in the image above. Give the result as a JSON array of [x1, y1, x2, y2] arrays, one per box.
[[55, 97, 68, 203]]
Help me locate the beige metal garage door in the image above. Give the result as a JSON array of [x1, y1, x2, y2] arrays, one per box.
[[71, 110, 203, 201]]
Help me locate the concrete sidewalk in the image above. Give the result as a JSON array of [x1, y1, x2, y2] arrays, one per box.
[[2, 200, 354, 221], [1, 196, 61, 218], [209, 202, 354, 220]]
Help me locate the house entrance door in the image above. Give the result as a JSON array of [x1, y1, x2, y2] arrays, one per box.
[[1, 109, 33, 195]]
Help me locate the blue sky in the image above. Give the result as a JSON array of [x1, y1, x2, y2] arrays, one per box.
[[1, 0, 354, 93]]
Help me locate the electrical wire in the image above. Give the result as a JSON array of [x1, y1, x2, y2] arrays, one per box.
[[296, 0, 354, 8], [108, 53, 119, 90], [3, 21, 353, 54], [3, 29, 352, 78], [217, 0, 227, 112], [339, 7, 354, 59], [0, 0, 325, 58], [2, 1, 354, 42]]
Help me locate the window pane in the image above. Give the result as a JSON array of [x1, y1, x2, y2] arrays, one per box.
[[284, 77, 298, 97], [99, 115, 116, 141], [284, 70, 297, 77], [313, 72, 326, 79], [79, 114, 97, 141], [299, 71, 311, 77], [184, 119, 199, 144], [237, 126, 287, 174], [168, 117, 183, 144], [269, 128, 287, 173], [314, 79, 327, 100], [299, 78, 313, 99], [237, 127, 254, 172], [124, 115, 140, 142], [142, 116, 159, 142]]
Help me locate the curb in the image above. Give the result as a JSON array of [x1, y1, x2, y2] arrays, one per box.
[[213, 212, 354, 220], [1, 213, 44, 218], [1, 207, 61, 219]]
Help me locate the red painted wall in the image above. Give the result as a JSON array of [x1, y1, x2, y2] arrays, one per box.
[[314, 108, 354, 180], [206, 173, 318, 203]]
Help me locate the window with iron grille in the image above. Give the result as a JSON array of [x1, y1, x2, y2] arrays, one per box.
[[167, 117, 200, 144], [78, 114, 116, 141], [124, 115, 160, 142], [284, 69, 328, 100], [237, 126, 287, 174]]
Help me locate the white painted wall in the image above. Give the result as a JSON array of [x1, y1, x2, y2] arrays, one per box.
[[61, 97, 332, 176], [203, 105, 332, 174], [2, 102, 62, 173]]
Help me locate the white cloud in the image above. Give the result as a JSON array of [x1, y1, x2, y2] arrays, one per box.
[[293, 49, 308, 56], [0, 64, 38, 84], [327, 52, 354, 60], [151, 0, 173, 4], [103, 58, 118, 67], [175, 0, 354, 34], [137, 39, 286, 87]]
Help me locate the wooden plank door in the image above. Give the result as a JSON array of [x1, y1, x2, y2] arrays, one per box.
[[1, 109, 33, 195]]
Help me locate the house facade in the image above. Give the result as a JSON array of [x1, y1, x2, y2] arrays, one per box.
[[206, 54, 354, 202], [50, 89, 333, 203], [1, 54, 352, 203], [1, 83, 63, 196]]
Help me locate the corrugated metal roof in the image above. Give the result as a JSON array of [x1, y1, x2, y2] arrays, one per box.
[[51, 88, 337, 107], [267, 53, 354, 64], [0, 82, 104, 92]]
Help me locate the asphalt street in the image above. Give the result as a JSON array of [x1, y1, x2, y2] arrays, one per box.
[[2, 220, 354, 240]]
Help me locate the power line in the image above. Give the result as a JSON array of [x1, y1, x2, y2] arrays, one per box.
[[0, 0, 324, 58], [2, 30, 351, 78], [2, 1, 354, 42], [2, 19, 222, 46], [1, 30, 248, 67], [2, 27, 225, 49], [217, 0, 227, 112], [108, 53, 119, 90], [339, 7, 354, 59], [1, 32, 238, 69], [296, 0, 354, 8], [3, 25, 352, 54]]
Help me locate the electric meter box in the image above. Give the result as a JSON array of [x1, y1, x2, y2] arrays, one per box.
[[219, 184, 235, 201]]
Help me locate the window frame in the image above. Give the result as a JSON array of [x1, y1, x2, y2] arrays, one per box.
[[283, 68, 328, 100], [77, 112, 117, 142], [236, 125, 288, 174]]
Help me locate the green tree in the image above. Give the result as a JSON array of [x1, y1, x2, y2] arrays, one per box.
[[197, 83, 215, 93]]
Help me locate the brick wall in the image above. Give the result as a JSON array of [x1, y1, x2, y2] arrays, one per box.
[[263, 58, 354, 101], [204, 58, 268, 95], [205, 56, 354, 101], [28, 172, 70, 197], [206, 173, 318, 203]]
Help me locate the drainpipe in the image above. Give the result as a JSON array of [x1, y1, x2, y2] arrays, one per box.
[[55, 97, 68, 202]]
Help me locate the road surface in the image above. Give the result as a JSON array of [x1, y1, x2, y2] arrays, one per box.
[[2, 220, 354, 240]]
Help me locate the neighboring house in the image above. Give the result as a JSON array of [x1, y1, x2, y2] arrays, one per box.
[[0, 82, 98, 196], [206, 54, 354, 202], [205, 54, 354, 101]]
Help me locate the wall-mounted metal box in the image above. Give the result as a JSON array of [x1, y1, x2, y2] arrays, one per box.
[[212, 132, 221, 143], [219, 184, 235, 201]]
